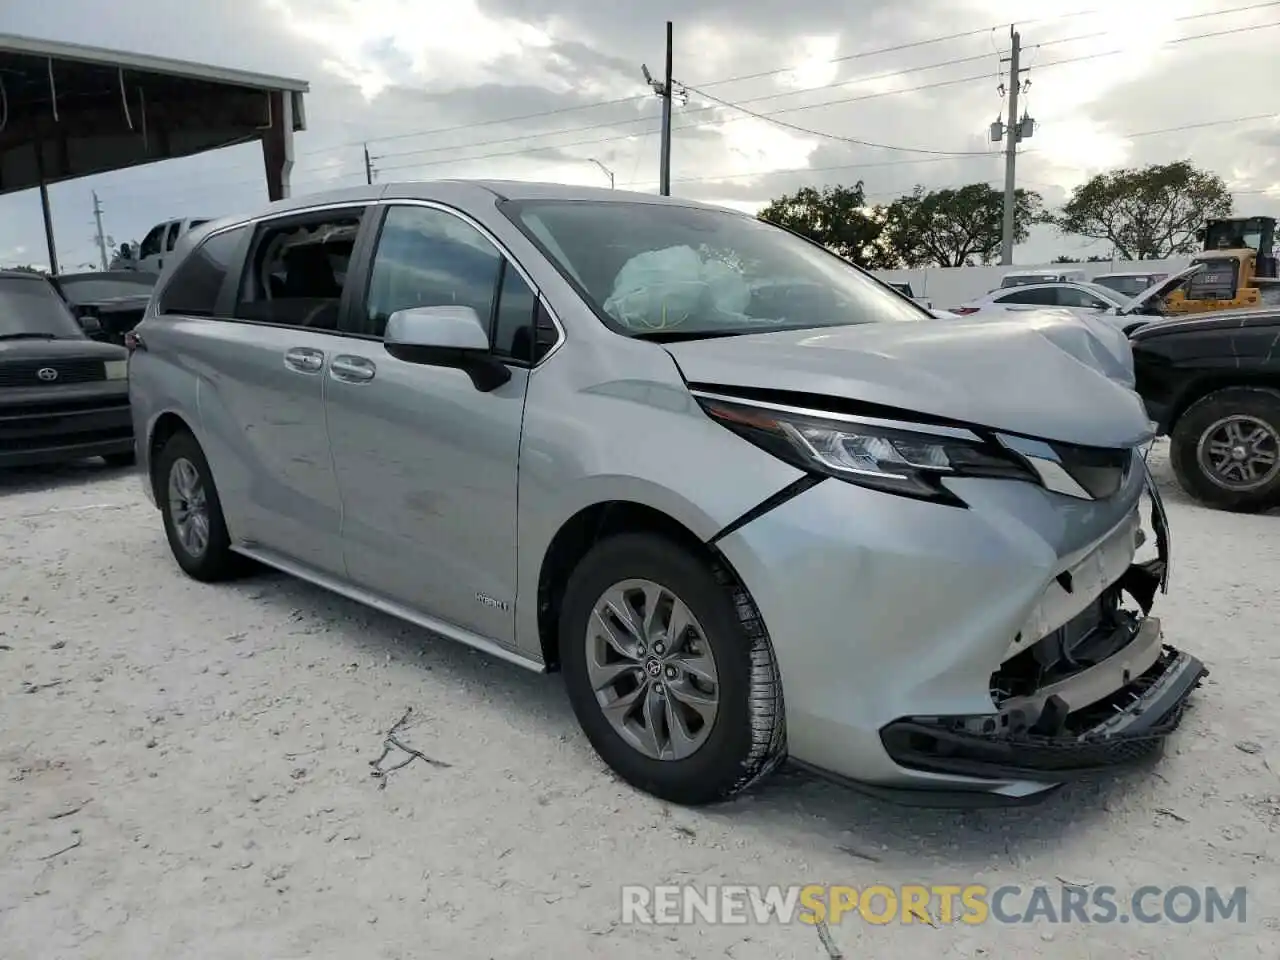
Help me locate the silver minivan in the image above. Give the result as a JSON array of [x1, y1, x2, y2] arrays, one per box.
[[127, 181, 1204, 806]]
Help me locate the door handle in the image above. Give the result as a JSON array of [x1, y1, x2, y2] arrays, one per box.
[[329, 354, 376, 383], [284, 347, 324, 374]]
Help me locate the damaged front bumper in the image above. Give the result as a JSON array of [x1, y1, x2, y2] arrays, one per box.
[[718, 445, 1204, 807], [880, 457, 1205, 796], [880, 636, 1207, 782]]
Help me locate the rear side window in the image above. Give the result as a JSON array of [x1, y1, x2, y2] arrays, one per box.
[[157, 226, 249, 317], [1056, 287, 1106, 308], [235, 211, 364, 330]]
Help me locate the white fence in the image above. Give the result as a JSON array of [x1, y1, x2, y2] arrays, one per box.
[[871, 258, 1190, 309]]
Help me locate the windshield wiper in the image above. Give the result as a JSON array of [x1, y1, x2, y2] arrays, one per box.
[[630, 329, 752, 343], [0, 332, 60, 341]]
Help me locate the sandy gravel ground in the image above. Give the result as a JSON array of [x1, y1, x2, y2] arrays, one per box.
[[1, 443, 1278, 959]]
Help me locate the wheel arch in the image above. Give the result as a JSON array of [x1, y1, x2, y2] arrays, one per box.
[[146, 410, 197, 502], [534, 499, 751, 672], [1166, 373, 1280, 432]]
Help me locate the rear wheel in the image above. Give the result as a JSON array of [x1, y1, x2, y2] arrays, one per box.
[[1170, 387, 1280, 512], [154, 430, 246, 581], [559, 533, 785, 805]]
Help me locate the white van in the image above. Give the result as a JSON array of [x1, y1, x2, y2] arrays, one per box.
[[998, 268, 1087, 288], [113, 217, 213, 274]]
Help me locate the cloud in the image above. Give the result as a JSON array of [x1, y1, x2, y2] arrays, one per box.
[[2, 0, 1279, 269]]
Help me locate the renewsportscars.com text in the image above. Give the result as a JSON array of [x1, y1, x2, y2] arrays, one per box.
[[620, 883, 1247, 926]]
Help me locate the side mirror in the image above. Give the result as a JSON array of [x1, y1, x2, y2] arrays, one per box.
[[78, 313, 104, 338], [118, 243, 135, 260], [383, 305, 510, 392]]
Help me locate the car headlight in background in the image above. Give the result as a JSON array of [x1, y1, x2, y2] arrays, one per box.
[[104, 360, 128, 380], [694, 393, 1039, 504]]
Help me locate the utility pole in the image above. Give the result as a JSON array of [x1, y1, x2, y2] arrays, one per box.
[[364, 144, 374, 185], [92, 191, 109, 272], [660, 21, 673, 196], [641, 22, 675, 195], [999, 27, 1022, 266]]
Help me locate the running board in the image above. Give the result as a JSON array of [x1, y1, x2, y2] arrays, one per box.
[[231, 544, 546, 674]]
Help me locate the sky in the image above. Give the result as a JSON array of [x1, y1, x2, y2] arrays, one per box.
[[2, 0, 1280, 271]]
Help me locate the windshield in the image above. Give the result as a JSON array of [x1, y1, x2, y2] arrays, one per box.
[[57, 273, 157, 304], [0, 276, 85, 339], [1186, 258, 1238, 300], [1094, 275, 1160, 297], [503, 199, 927, 338], [1000, 274, 1062, 287]]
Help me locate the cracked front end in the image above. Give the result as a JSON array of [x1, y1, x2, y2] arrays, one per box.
[[714, 430, 1204, 806]]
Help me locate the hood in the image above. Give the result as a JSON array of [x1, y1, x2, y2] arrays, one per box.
[[1129, 305, 1280, 341], [664, 314, 1153, 448], [0, 337, 128, 361], [1119, 262, 1205, 315]]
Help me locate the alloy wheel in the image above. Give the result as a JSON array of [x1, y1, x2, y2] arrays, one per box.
[[168, 457, 211, 558], [1197, 415, 1280, 491], [585, 578, 720, 761]]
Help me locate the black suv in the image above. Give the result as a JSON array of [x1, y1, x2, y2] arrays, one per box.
[[1131, 306, 1280, 512], [0, 270, 135, 469]]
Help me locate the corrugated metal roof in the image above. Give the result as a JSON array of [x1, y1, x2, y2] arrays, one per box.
[[0, 32, 309, 92]]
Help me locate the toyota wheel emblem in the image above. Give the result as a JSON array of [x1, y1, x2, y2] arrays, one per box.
[[37, 367, 59, 382]]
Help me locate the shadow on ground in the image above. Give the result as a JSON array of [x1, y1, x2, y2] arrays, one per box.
[[216, 563, 1176, 873], [0, 459, 136, 497]]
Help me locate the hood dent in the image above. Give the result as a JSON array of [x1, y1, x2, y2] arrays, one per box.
[[664, 314, 1153, 448]]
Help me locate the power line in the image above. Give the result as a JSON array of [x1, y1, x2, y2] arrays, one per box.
[[94, 19, 1280, 199], [687, 27, 997, 89], [621, 112, 1279, 190], [682, 0, 1275, 91], [370, 50, 993, 166], [678, 83, 996, 156]]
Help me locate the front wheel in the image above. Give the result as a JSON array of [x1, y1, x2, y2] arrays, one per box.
[[1170, 387, 1280, 512], [559, 533, 785, 805]]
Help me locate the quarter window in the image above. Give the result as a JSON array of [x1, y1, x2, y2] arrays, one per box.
[[157, 226, 250, 317], [234, 211, 364, 330]]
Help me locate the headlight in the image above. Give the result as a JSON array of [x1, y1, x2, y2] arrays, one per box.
[[695, 393, 1038, 504], [104, 360, 128, 381]]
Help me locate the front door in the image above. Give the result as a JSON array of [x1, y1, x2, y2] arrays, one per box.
[[325, 202, 538, 645]]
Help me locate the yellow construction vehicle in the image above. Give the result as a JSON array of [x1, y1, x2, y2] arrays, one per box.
[[1162, 216, 1280, 314]]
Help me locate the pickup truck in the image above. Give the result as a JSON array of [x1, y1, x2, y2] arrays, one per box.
[[886, 281, 933, 310]]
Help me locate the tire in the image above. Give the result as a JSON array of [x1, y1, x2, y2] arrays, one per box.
[[153, 430, 246, 581], [559, 533, 786, 805], [103, 450, 137, 468], [1170, 386, 1280, 512]]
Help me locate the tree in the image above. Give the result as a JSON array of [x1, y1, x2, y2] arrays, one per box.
[[758, 183, 897, 268], [1055, 161, 1233, 260], [880, 183, 1046, 267]]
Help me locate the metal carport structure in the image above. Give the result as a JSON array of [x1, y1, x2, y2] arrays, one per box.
[[0, 33, 308, 273]]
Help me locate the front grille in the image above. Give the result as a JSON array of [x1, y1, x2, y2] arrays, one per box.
[[1049, 441, 1132, 499], [0, 358, 105, 388]]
